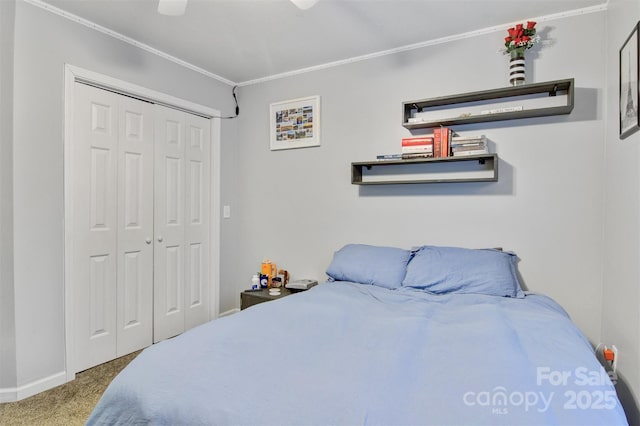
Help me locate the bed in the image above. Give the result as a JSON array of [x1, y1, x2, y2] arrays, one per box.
[[87, 244, 628, 425]]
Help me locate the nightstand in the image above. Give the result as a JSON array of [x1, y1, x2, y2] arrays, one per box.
[[240, 288, 293, 310]]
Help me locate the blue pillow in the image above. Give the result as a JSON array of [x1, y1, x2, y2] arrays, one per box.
[[401, 245, 523, 298], [326, 244, 412, 290]]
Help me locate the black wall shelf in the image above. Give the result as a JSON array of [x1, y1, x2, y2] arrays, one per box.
[[351, 154, 498, 185], [402, 79, 574, 130]]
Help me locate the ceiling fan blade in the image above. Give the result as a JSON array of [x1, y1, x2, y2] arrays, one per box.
[[290, 0, 320, 10], [158, 0, 188, 16]]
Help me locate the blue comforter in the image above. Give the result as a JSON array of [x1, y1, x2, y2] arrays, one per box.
[[87, 282, 628, 425]]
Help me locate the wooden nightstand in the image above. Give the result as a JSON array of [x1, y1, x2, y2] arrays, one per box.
[[240, 288, 293, 310]]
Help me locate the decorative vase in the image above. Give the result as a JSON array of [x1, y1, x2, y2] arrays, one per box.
[[509, 50, 526, 86]]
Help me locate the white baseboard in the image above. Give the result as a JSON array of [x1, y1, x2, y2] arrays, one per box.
[[218, 308, 240, 318], [0, 370, 68, 403]]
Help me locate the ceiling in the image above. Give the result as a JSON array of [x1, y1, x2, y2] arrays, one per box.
[[37, 0, 605, 85]]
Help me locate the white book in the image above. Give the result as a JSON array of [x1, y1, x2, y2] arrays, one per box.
[[452, 149, 489, 157], [451, 142, 487, 148], [479, 106, 523, 115], [402, 146, 433, 154], [452, 141, 486, 149], [452, 135, 486, 142]]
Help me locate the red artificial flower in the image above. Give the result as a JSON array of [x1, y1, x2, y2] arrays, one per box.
[[503, 21, 539, 54]]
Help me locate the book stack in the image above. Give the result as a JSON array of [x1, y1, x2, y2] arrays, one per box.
[[451, 135, 488, 157], [401, 136, 433, 159], [376, 129, 487, 161]]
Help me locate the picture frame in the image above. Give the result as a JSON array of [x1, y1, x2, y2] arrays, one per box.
[[620, 21, 639, 140], [270, 95, 320, 150]]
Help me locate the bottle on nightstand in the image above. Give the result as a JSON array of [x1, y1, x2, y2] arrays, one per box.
[[251, 274, 259, 290]]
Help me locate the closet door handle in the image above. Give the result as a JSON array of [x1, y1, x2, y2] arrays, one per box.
[[157, 236, 164, 243], [145, 238, 152, 244]]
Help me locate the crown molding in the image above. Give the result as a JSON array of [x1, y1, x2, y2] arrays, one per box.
[[238, 3, 608, 86], [24, 0, 237, 87], [25, 0, 606, 88]]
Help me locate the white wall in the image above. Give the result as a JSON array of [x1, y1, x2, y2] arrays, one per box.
[[602, 1, 640, 424], [0, 0, 17, 391], [227, 11, 607, 344], [3, 0, 236, 397]]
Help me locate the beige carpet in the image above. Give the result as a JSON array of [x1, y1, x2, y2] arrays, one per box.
[[0, 351, 139, 426]]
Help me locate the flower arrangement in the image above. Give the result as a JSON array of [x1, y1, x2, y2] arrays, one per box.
[[503, 21, 540, 57]]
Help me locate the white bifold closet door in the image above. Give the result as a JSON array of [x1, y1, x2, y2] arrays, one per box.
[[72, 83, 211, 372], [72, 83, 154, 372], [153, 104, 211, 343]]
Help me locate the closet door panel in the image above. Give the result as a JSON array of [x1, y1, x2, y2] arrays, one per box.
[[153, 105, 186, 342], [72, 83, 119, 372], [116, 96, 154, 356], [185, 114, 211, 329]]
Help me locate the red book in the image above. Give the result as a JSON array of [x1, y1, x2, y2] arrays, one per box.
[[433, 128, 442, 158], [402, 136, 433, 146], [441, 127, 450, 157]]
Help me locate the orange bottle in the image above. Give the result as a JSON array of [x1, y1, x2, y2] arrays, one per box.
[[261, 259, 277, 287]]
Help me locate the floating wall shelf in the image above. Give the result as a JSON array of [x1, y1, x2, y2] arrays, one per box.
[[351, 154, 498, 185], [402, 78, 574, 130]]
